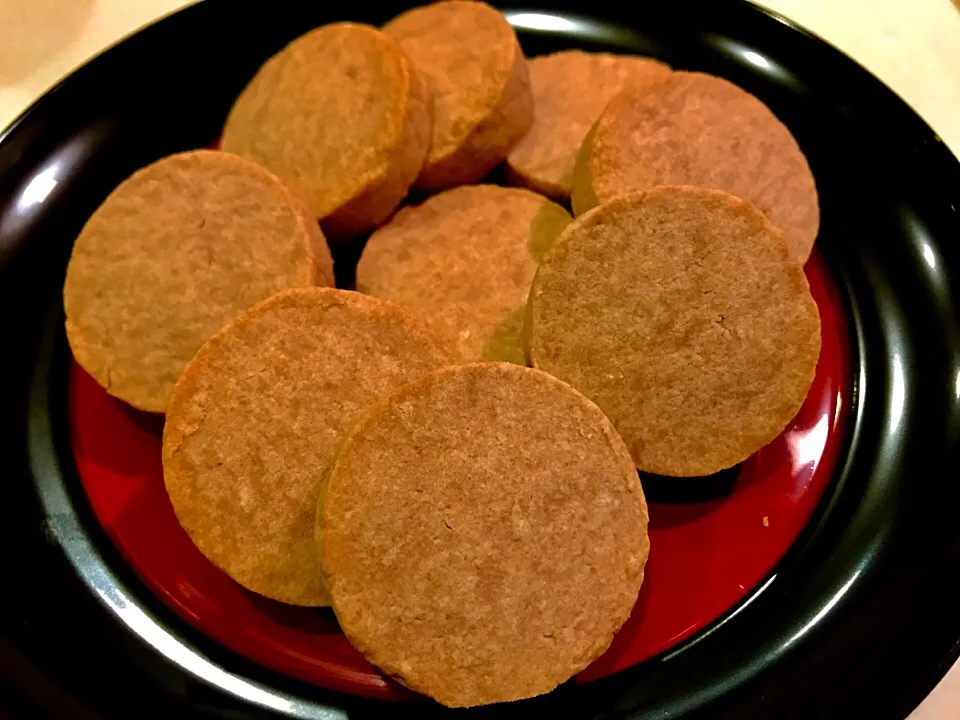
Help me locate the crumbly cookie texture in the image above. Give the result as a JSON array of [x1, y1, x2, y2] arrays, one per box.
[[222, 22, 432, 239], [507, 51, 670, 200], [385, 1, 533, 190], [572, 71, 819, 263], [63, 149, 333, 413], [357, 184, 571, 364], [162, 288, 453, 606], [528, 186, 821, 476], [320, 363, 649, 707]]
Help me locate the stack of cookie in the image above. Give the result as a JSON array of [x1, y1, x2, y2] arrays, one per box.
[[62, 0, 821, 708]]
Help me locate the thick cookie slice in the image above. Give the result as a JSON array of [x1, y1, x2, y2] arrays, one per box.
[[222, 22, 432, 239], [527, 186, 821, 477], [356, 185, 571, 364], [319, 363, 649, 707], [63, 150, 332, 413], [572, 71, 819, 263], [162, 288, 453, 606], [385, 1, 532, 190], [506, 51, 670, 201]]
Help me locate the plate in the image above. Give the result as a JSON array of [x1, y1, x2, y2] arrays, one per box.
[[67, 250, 850, 699], [1, 1, 959, 718]]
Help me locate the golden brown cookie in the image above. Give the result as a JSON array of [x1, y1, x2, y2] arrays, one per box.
[[221, 22, 432, 239], [526, 186, 821, 477], [63, 150, 332, 414], [384, 1, 532, 190], [506, 51, 670, 201], [571, 71, 819, 263], [162, 288, 453, 606], [356, 185, 571, 363], [319, 362, 648, 707]]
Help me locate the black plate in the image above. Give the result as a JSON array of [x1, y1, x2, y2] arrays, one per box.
[[2, 1, 959, 718]]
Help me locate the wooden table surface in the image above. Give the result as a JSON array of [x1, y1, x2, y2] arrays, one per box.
[[1, 1, 958, 717]]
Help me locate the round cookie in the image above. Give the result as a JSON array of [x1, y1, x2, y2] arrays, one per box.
[[356, 185, 571, 363], [526, 186, 821, 477], [571, 71, 819, 264], [506, 51, 671, 201], [162, 288, 453, 606], [63, 149, 333, 414], [384, 1, 532, 190], [221, 22, 432, 239], [319, 362, 649, 707]]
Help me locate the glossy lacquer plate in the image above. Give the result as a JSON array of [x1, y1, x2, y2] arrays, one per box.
[[0, 2, 958, 719]]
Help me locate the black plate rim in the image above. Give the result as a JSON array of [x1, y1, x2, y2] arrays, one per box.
[[2, 1, 959, 719]]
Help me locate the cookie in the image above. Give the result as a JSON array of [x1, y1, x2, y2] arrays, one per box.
[[319, 362, 649, 707], [162, 288, 453, 606], [506, 51, 670, 201], [526, 186, 821, 477], [385, 1, 532, 190], [63, 150, 333, 414], [571, 71, 819, 263], [356, 185, 571, 363], [221, 22, 432, 239]]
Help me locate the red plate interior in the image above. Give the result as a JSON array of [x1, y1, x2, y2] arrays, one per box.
[[70, 250, 850, 700]]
